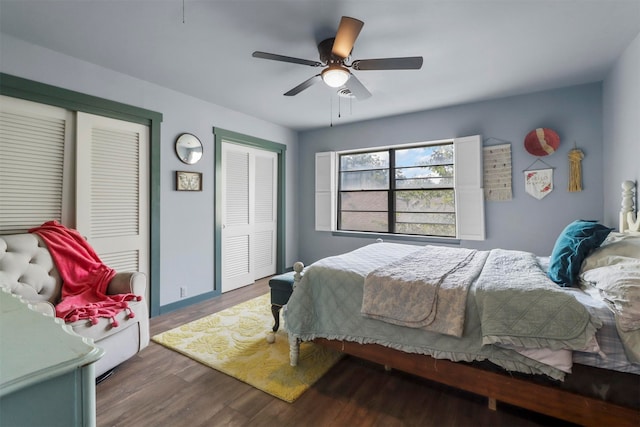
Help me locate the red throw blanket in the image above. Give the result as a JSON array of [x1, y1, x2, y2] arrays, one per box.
[[29, 221, 140, 326]]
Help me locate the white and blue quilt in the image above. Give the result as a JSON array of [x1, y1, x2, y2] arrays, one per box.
[[284, 242, 603, 380]]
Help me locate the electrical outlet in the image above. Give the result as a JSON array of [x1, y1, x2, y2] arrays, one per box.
[[180, 286, 187, 298]]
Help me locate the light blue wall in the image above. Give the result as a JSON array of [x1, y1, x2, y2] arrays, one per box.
[[0, 34, 299, 307], [3, 27, 635, 307], [298, 84, 604, 264], [603, 32, 640, 228]]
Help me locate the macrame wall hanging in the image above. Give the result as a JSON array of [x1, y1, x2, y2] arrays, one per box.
[[568, 144, 584, 192]]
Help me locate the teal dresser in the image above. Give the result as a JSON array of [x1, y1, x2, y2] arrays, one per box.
[[0, 290, 104, 427]]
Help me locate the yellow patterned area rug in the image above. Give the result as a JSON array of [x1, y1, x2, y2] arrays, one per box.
[[151, 293, 343, 403]]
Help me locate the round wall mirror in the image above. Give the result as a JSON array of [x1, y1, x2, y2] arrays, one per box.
[[175, 133, 203, 165]]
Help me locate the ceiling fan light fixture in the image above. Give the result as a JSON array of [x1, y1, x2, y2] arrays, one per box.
[[321, 65, 350, 87]]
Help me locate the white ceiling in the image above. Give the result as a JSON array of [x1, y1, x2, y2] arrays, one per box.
[[1, 0, 639, 131]]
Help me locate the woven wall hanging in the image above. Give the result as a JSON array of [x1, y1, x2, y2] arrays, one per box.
[[568, 146, 584, 192], [524, 128, 560, 156]]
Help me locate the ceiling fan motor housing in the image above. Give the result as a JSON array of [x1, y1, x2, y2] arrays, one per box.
[[318, 38, 348, 64]]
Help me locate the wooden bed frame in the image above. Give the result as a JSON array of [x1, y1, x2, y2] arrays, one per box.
[[313, 339, 638, 427], [288, 181, 639, 426]]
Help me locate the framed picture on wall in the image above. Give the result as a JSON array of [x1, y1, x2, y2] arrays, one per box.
[[176, 171, 202, 191]]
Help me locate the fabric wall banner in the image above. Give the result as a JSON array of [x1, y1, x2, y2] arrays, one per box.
[[483, 144, 512, 201], [524, 168, 554, 199]]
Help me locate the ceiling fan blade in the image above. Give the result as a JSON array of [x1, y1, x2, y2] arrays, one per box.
[[284, 74, 322, 96], [252, 51, 322, 67], [332, 16, 364, 59], [344, 73, 372, 100], [352, 56, 423, 70]]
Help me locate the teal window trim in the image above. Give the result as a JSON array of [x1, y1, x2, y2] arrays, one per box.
[[0, 73, 163, 317], [213, 127, 287, 292]]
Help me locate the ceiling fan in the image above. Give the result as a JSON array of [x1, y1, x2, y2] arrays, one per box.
[[252, 16, 423, 100]]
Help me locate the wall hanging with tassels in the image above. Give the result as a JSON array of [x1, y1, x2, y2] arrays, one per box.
[[568, 144, 584, 192]]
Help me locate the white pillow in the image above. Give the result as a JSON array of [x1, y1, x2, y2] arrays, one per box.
[[581, 232, 640, 273], [581, 262, 640, 331]]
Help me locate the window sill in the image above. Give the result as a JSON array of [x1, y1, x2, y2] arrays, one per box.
[[331, 230, 461, 245]]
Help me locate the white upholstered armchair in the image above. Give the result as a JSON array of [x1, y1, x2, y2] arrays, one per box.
[[0, 233, 149, 379]]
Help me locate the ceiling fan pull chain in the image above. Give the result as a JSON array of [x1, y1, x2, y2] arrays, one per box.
[[182, 0, 185, 24], [330, 94, 333, 127]]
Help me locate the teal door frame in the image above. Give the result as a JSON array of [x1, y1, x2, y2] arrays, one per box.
[[213, 127, 287, 293]]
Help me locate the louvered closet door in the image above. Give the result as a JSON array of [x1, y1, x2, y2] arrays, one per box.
[[75, 112, 149, 281], [221, 143, 277, 292], [0, 96, 74, 234], [253, 150, 277, 279], [222, 144, 253, 292]]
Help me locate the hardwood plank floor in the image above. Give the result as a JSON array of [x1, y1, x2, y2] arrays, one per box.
[[96, 278, 575, 427]]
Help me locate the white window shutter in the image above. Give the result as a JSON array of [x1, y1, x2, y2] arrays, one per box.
[[455, 188, 485, 240], [454, 135, 485, 240], [315, 152, 336, 231], [454, 135, 483, 187], [0, 96, 73, 234]]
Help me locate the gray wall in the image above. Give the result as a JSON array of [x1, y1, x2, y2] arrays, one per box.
[[603, 32, 640, 227], [298, 84, 604, 264], [0, 34, 300, 307]]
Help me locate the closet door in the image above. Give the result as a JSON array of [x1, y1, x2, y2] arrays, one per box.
[[253, 150, 278, 279], [75, 112, 149, 278], [221, 142, 277, 292], [221, 143, 253, 291], [0, 96, 74, 233]]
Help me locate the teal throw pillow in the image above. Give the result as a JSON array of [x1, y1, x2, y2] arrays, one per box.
[[548, 220, 612, 287]]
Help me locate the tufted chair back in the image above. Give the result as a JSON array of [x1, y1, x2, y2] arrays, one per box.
[[0, 233, 62, 306]]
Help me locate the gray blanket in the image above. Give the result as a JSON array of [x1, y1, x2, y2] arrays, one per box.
[[476, 249, 602, 351], [361, 246, 488, 337]]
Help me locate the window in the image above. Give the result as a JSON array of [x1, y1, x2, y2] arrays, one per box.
[[315, 135, 485, 240], [339, 142, 456, 237]]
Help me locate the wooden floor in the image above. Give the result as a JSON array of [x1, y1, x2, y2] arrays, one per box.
[[96, 277, 575, 427]]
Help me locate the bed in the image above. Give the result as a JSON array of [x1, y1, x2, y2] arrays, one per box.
[[283, 181, 640, 426]]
